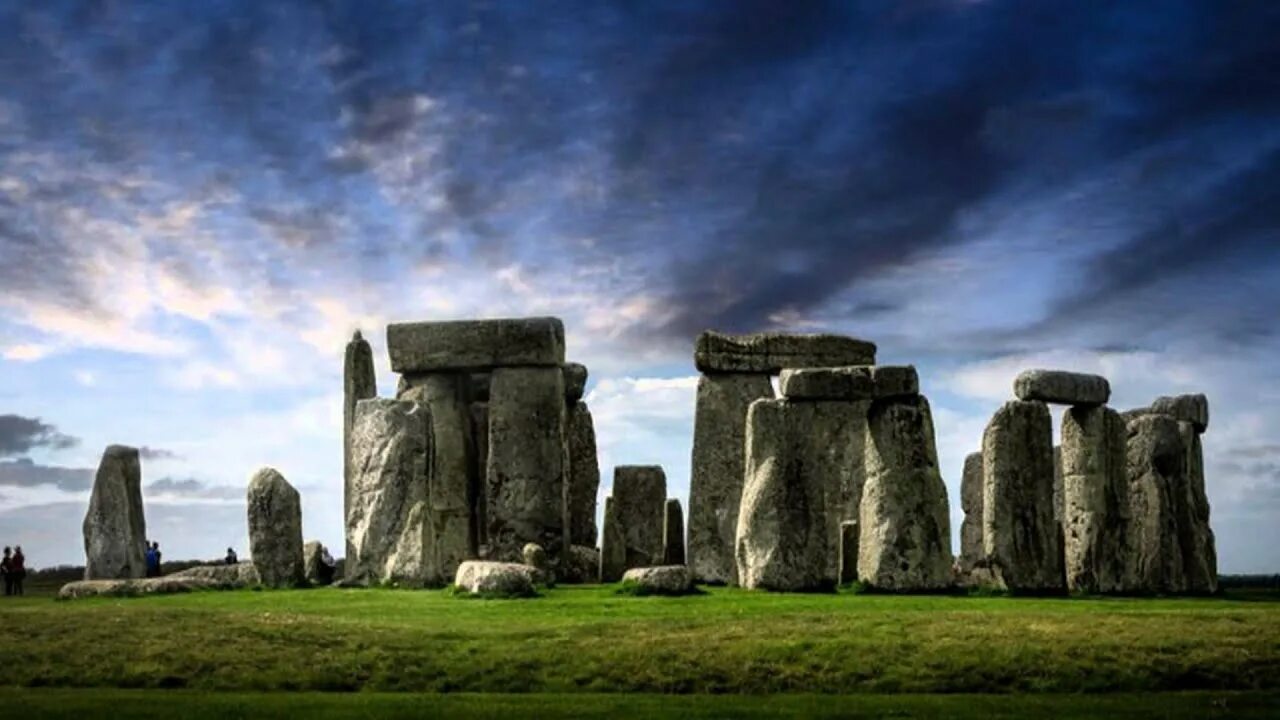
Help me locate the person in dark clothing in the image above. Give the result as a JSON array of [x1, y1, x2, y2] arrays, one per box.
[[9, 547, 24, 596], [152, 542, 162, 575], [1, 547, 11, 597], [225, 547, 238, 565], [145, 542, 159, 578]]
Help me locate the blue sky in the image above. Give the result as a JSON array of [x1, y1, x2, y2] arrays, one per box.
[[1, 1, 1277, 571]]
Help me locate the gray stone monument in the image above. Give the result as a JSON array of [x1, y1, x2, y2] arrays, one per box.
[[82, 445, 147, 580]]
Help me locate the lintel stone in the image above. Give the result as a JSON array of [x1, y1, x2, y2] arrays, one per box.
[[387, 317, 565, 373], [1013, 369, 1110, 406], [695, 330, 876, 374]]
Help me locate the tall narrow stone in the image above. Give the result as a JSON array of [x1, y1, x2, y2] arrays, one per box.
[[247, 467, 305, 588], [82, 445, 147, 580], [1125, 413, 1187, 593], [486, 367, 568, 566], [343, 330, 376, 561], [399, 374, 475, 583], [956, 451, 984, 578], [470, 401, 489, 553], [839, 521, 858, 586], [1177, 422, 1217, 593], [858, 395, 953, 591], [663, 498, 686, 565], [612, 465, 667, 571], [566, 402, 601, 546], [599, 497, 626, 582], [1061, 406, 1129, 594], [345, 398, 432, 585], [688, 373, 774, 585]]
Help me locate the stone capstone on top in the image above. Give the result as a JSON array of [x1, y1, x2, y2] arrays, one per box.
[[694, 330, 876, 374], [1150, 394, 1210, 433], [1013, 370, 1111, 406], [563, 362, 588, 403], [779, 365, 918, 401], [387, 316, 565, 373]]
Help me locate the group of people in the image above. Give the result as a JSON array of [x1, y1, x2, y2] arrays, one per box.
[[1, 546, 25, 596]]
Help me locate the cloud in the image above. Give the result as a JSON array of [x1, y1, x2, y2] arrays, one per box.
[[145, 477, 241, 501], [0, 414, 79, 457], [0, 458, 93, 492], [138, 446, 181, 461]]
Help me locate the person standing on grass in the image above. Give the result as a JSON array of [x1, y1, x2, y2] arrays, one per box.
[[145, 541, 159, 578], [152, 541, 162, 575], [225, 547, 238, 565], [1, 547, 11, 596], [10, 547, 24, 596]]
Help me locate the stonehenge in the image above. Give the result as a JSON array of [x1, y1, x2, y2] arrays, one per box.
[[956, 452, 984, 579], [246, 467, 305, 588], [565, 375, 601, 548], [83, 445, 148, 581], [1060, 406, 1128, 594], [343, 330, 377, 562], [663, 498, 685, 566], [607, 465, 667, 573]]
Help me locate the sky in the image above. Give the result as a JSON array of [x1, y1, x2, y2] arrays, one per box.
[[0, 1, 1277, 572]]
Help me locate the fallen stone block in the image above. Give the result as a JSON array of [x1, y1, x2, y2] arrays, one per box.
[[453, 561, 538, 597], [620, 565, 696, 595]]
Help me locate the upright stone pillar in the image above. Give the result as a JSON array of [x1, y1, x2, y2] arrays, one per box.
[[612, 465, 667, 571], [858, 394, 953, 591], [343, 330, 376, 561], [487, 366, 568, 566], [399, 374, 475, 584], [1178, 422, 1217, 594], [566, 401, 601, 546], [956, 451, 984, 579], [247, 467, 305, 588], [599, 497, 626, 582], [470, 401, 489, 553], [839, 521, 858, 586], [82, 445, 147, 580], [1061, 405, 1128, 594], [1124, 413, 1187, 593], [663, 498, 686, 565]]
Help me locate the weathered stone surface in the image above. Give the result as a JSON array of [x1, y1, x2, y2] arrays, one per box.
[[345, 399, 432, 586], [599, 497, 626, 582], [981, 400, 1064, 593], [470, 401, 489, 552], [1177, 422, 1217, 593], [621, 565, 695, 595], [387, 316, 565, 373], [613, 465, 667, 572], [695, 330, 876, 374], [486, 367, 568, 566], [303, 541, 336, 586], [1151, 394, 1210, 433], [83, 445, 147, 580], [858, 396, 953, 591], [566, 402, 600, 546], [663, 498, 686, 565], [469, 372, 491, 402], [737, 399, 853, 592], [1125, 413, 1187, 593], [398, 374, 475, 582], [688, 373, 775, 585], [523, 542, 551, 584], [1061, 406, 1129, 594], [956, 451, 984, 578], [170, 562, 260, 586], [1053, 445, 1064, 524], [560, 544, 602, 584], [343, 330, 377, 562], [59, 575, 246, 600], [453, 560, 538, 596], [780, 365, 918, 401], [563, 362, 588, 403], [246, 467, 305, 588], [839, 520, 858, 586], [1014, 370, 1110, 406]]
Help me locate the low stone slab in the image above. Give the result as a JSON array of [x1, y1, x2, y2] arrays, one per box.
[[387, 317, 565, 373], [1014, 370, 1110, 406], [779, 365, 918, 400], [453, 561, 538, 597], [563, 362, 588, 403], [170, 562, 260, 586], [695, 331, 876, 374], [523, 543, 551, 584], [560, 544, 601, 584], [58, 574, 248, 600], [621, 565, 695, 595], [1150, 394, 1210, 433]]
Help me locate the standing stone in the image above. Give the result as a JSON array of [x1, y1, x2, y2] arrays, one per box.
[[470, 401, 489, 553], [247, 467, 305, 588], [1177, 422, 1217, 593], [688, 373, 774, 585], [613, 466, 667, 571], [839, 520, 858, 586], [599, 497, 626, 582], [303, 541, 336, 586], [399, 374, 475, 583], [487, 367, 568, 566], [1013, 370, 1110, 406], [1053, 446, 1064, 525], [346, 399, 432, 586], [858, 396, 953, 591], [982, 400, 1064, 593], [82, 445, 147, 580], [1125, 413, 1187, 593], [956, 451, 984, 578], [663, 498, 686, 566], [562, 362, 588, 404], [343, 330, 376, 562], [1061, 406, 1129, 594], [737, 398, 866, 591], [566, 402, 601, 546]]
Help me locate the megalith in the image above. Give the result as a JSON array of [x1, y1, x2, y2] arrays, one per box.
[[1124, 413, 1187, 593], [1061, 405, 1129, 594], [981, 400, 1064, 593], [599, 497, 626, 582], [343, 330, 377, 561], [247, 467, 305, 588], [303, 541, 336, 586], [663, 498, 686, 566], [956, 451, 984, 579], [1150, 394, 1209, 433], [345, 398, 432, 586], [1014, 369, 1110, 406], [612, 465, 667, 571], [858, 395, 953, 591], [1178, 421, 1217, 594], [839, 520, 858, 586], [82, 445, 147, 580], [566, 401, 601, 546]]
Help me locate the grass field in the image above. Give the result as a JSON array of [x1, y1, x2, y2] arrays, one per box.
[[1, 585, 1277, 716]]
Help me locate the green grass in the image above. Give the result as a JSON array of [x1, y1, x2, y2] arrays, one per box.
[[0, 585, 1277, 696], [2, 689, 1278, 719]]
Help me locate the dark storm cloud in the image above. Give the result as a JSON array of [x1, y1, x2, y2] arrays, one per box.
[[0, 458, 92, 492], [0, 415, 78, 457]]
